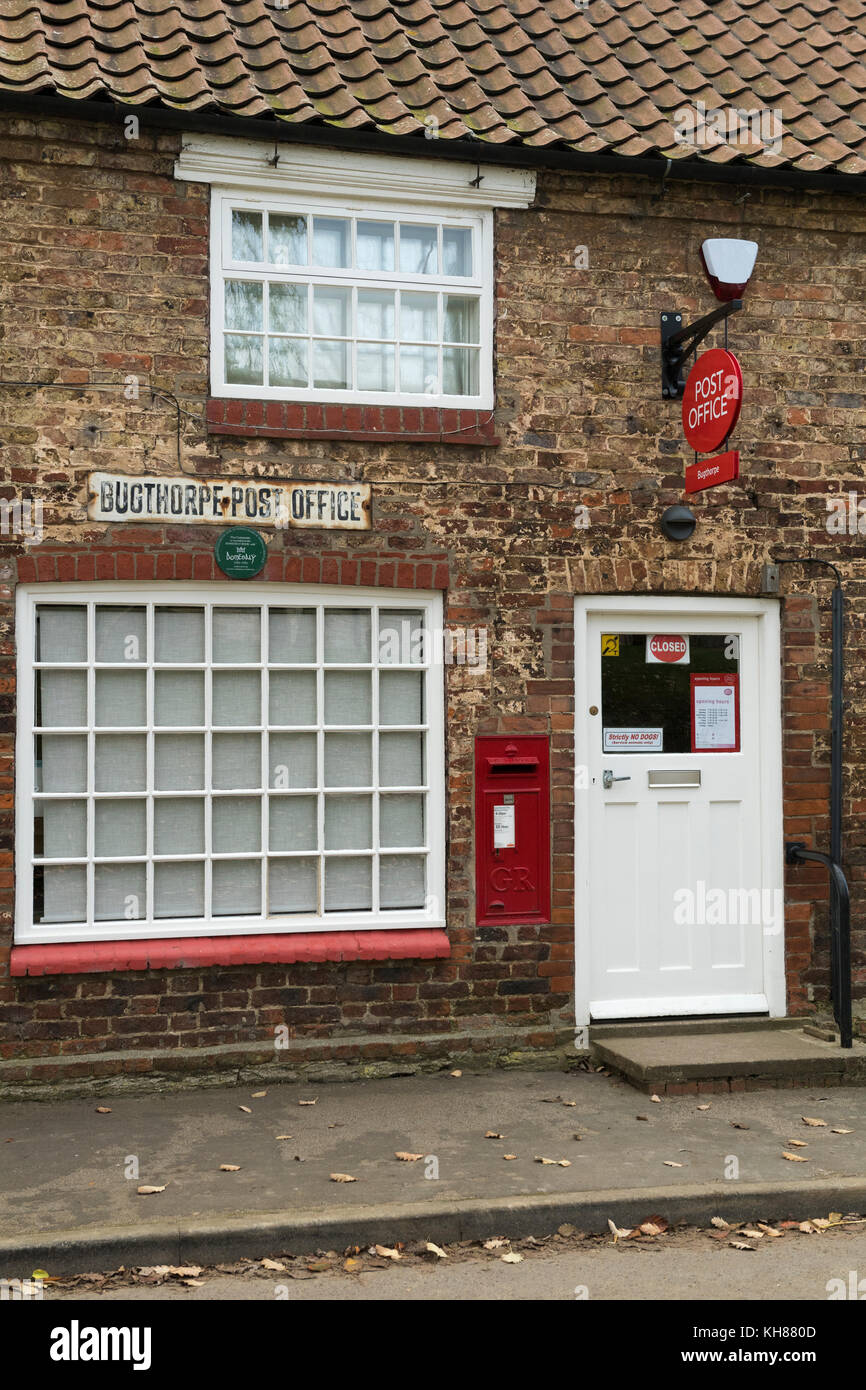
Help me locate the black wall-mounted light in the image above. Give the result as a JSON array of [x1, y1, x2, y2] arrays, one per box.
[[660, 504, 697, 541]]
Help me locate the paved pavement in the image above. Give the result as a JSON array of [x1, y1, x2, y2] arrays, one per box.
[[1, 1067, 864, 1273]]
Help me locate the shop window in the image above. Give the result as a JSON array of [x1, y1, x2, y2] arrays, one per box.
[[17, 587, 445, 943]]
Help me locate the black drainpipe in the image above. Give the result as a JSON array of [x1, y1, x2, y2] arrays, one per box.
[[773, 558, 852, 1047]]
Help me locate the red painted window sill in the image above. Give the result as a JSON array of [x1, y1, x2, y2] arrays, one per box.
[[10, 930, 451, 977], [206, 400, 499, 446]]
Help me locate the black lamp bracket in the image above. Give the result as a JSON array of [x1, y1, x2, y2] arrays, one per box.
[[660, 300, 742, 399]]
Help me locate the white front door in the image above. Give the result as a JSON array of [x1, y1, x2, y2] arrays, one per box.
[[575, 597, 784, 1022]]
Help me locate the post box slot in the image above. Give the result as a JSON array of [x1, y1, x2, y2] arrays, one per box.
[[486, 758, 538, 773]]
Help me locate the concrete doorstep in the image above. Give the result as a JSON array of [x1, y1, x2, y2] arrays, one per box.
[[1, 1067, 865, 1276]]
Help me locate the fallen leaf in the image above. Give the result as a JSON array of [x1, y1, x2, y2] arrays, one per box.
[[711, 1217, 730, 1230], [558, 1224, 577, 1237], [95, 1107, 112, 1114], [729, 1240, 756, 1251], [739, 1228, 764, 1240], [557, 1160, 572, 1168], [503, 1154, 518, 1161], [607, 1219, 630, 1241], [219, 1164, 240, 1172], [484, 1238, 509, 1250], [650, 1094, 662, 1103], [450, 1070, 462, 1078], [167, 1266, 202, 1278], [484, 1131, 503, 1139], [299, 1098, 317, 1106], [395, 1151, 423, 1161], [275, 1135, 293, 1140], [183, 1279, 206, 1288], [635, 1115, 649, 1121], [783, 1152, 810, 1162], [344, 1258, 359, 1271], [799, 1221, 819, 1234], [260, 1259, 285, 1271], [640, 1222, 664, 1236], [138, 1266, 170, 1277], [425, 1242, 448, 1259], [828, 1212, 844, 1225], [330, 1173, 357, 1183], [787, 1139, 808, 1147], [137, 1185, 166, 1195], [561, 1101, 576, 1108], [757, 1223, 782, 1238], [831, 1128, 853, 1135], [251, 1091, 267, 1099], [535, 1156, 556, 1165], [238, 1106, 252, 1114], [374, 1245, 401, 1261], [811, 1218, 832, 1230], [802, 1116, 827, 1127], [663, 1160, 683, 1168], [730, 1121, 749, 1130], [696, 1104, 711, 1111], [500, 1252, 524, 1264]]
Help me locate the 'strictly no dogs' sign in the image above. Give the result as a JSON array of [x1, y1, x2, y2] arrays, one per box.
[[88, 473, 371, 530]]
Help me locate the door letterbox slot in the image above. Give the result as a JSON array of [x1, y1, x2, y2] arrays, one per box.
[[648, 769, 701, 788]]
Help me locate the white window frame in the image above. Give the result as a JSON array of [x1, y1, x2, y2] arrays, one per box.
[[15, 582, 446, 945], [210, 187, 493, 409]]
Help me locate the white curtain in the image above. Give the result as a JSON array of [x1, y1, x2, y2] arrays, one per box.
[[269, 732, 316, 788], [380, 855, 425, 909], [325, 794, 371, 850], [269, 609, 316, 663], [324, 609, 370, 664], [213, 796, 260, 852], [95, 799, 146, 857], [379, 671, 422, 725], [269, 795, 317, 851], [155, 671, 204, 726], [95, 671, 146, 727], [41, 865, 86, 923], [96, 735, 146, 792], [325, 733, 371, 787], [37, 606, 86, 662], [379, 794, 424, 847], [155, 734, 205, 791], [379, 733, 424, 787], [324, 671, 371, 725], [95, 863, 146, 921], [269, 671, 316, 725], [213, 608, 260, 664], [154, 798, 204, 855], [95, 607, 147, 663], [213, 859, 260, 915], [42, 799, 87, 857], [154, 607, 204, 663], [39, 671, 86, 727], [154, 862, 204, 918], [213, 671, 260, 726], [324, 855, 372, 911], [269, 856, 317, 913]]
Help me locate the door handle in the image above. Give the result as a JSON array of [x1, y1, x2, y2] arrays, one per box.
[[602, 769, 632, 789]]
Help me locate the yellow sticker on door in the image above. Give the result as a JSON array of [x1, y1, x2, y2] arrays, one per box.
[[601, 634, 620, 656]]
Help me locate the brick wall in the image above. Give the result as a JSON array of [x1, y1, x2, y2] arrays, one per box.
[[1, 110, 865, 1087]]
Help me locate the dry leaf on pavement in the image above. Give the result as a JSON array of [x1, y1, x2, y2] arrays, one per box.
[[450, 1070, 462, 1078], [395, 1152, 423, 1161], [374, 1245, 401, 1261], [136, 1185, 166, 1195], [299, 1099, 317, 1106], [484, 1238, 509, 1249], [730, 1121, 749, 1130], [330, 1173, 357, 1183], [607, 1219, 631, 1241], [219, 1164, 240, 1172], [501, 1252, 524, 1264], [802, 1116, 827, 1127], [425, 1242, 448, 1259], [95, 1107, 112, 1114], [503, 1154, 518, 1160], [696, 1104, 711, 1111], [275, 1135, 293, 1140], [787, 1139, 808, 1147], [663, 1160, 683, 1167], [251, 1091, 267, 1098], [260, 1259, 285, 1271], [757, 1224, 782, 1237], [729, 1241, 756, 1251], [831, 1128, 853, 1134], [711, 1216, 730, 1229], [484, 1131, 503, 1139], [650, 1094, 662, 1103], [238, 1106, 252, 1114], [782, 1152, 810, 1162]]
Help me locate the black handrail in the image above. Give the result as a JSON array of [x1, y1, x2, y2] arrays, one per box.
[[785, 843, 852, 1048]]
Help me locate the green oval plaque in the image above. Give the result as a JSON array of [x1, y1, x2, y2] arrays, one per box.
[[214, 526, 268, 579]]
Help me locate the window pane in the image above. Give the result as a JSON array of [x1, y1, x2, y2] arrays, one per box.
[[213, 671, 261, 726], [269, 213, 307, 265], [380, 794, 424, 847], [380, 854, 425, 908], [36, 606, 86, 663], [269, 338, 307, 388], [380, 732, 424, 786], [212, 733, 261, 789], [399, 345, 439, 395], [443, 345, 479, 395], [37, 865, 86, 923], [400, 291, 437, 342], [155, 608, 204, 663], [313, 339, 349, 390], [225, 280, 263, 331], [269, 608, 316, 663], [213, 859, 261, 915], [154, 862, 204, 919], [325, 794, 372, 850], [225, 334, 263, 386], [269, 281, 307, 333], [443, 226, 472, 277], [95, 671, 146, 727], [95, 863, 146, 921], [39, 735, 88, 793], [154, 671, 204, 727], [269, 671, 316, 725], [312, 216, 350, 267], [269, 795, 317, 851], [231, 209, 263, 261], [38, 671, 86, 727], [324, 609, 370, 664], [324, 856, 372, 911], [357, 289, 395, 340], [214, 797, 261, 852], [379, 670, 423, 725], [95, 607, 146, 663], [444, 295, 480, 344], [155, 734, 205, 791], [378, 609, 424, 664], [324, 671, 371, 725], [357, 220, 395, 270], [154, 798, 204, 855], [399, 223, 437, 274], [95, 799, 146, 857], [357, 343, 394, 392], [269, 733, 316, 789], [96, 735, 146, 792], [213, 608, 260, 664], [324, 733, 371, 787], [40, 799, 87, 858], [269, 857, 317, 914], [312, 285, 350, 336]]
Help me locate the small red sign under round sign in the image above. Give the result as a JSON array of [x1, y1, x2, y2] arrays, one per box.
[[681, 348, 742, 453]]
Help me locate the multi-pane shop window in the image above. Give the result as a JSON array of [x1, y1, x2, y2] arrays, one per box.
[[18, 589, 445, 944], [212, 194, 491, 406]]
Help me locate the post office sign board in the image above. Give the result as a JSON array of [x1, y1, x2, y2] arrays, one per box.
[[681, 349, 742, 454], [88, 473, 371, 530]]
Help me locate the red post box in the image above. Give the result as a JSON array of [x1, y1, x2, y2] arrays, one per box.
[[474, 735, 551, 926]]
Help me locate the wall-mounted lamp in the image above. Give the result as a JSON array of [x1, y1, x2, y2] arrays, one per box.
[[660, 504, 697, 541]]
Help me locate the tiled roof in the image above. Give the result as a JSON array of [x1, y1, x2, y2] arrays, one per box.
[[1, 0, 865, 175]]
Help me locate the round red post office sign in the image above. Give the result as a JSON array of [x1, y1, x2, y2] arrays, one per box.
[[681, 348, 743, 453]]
